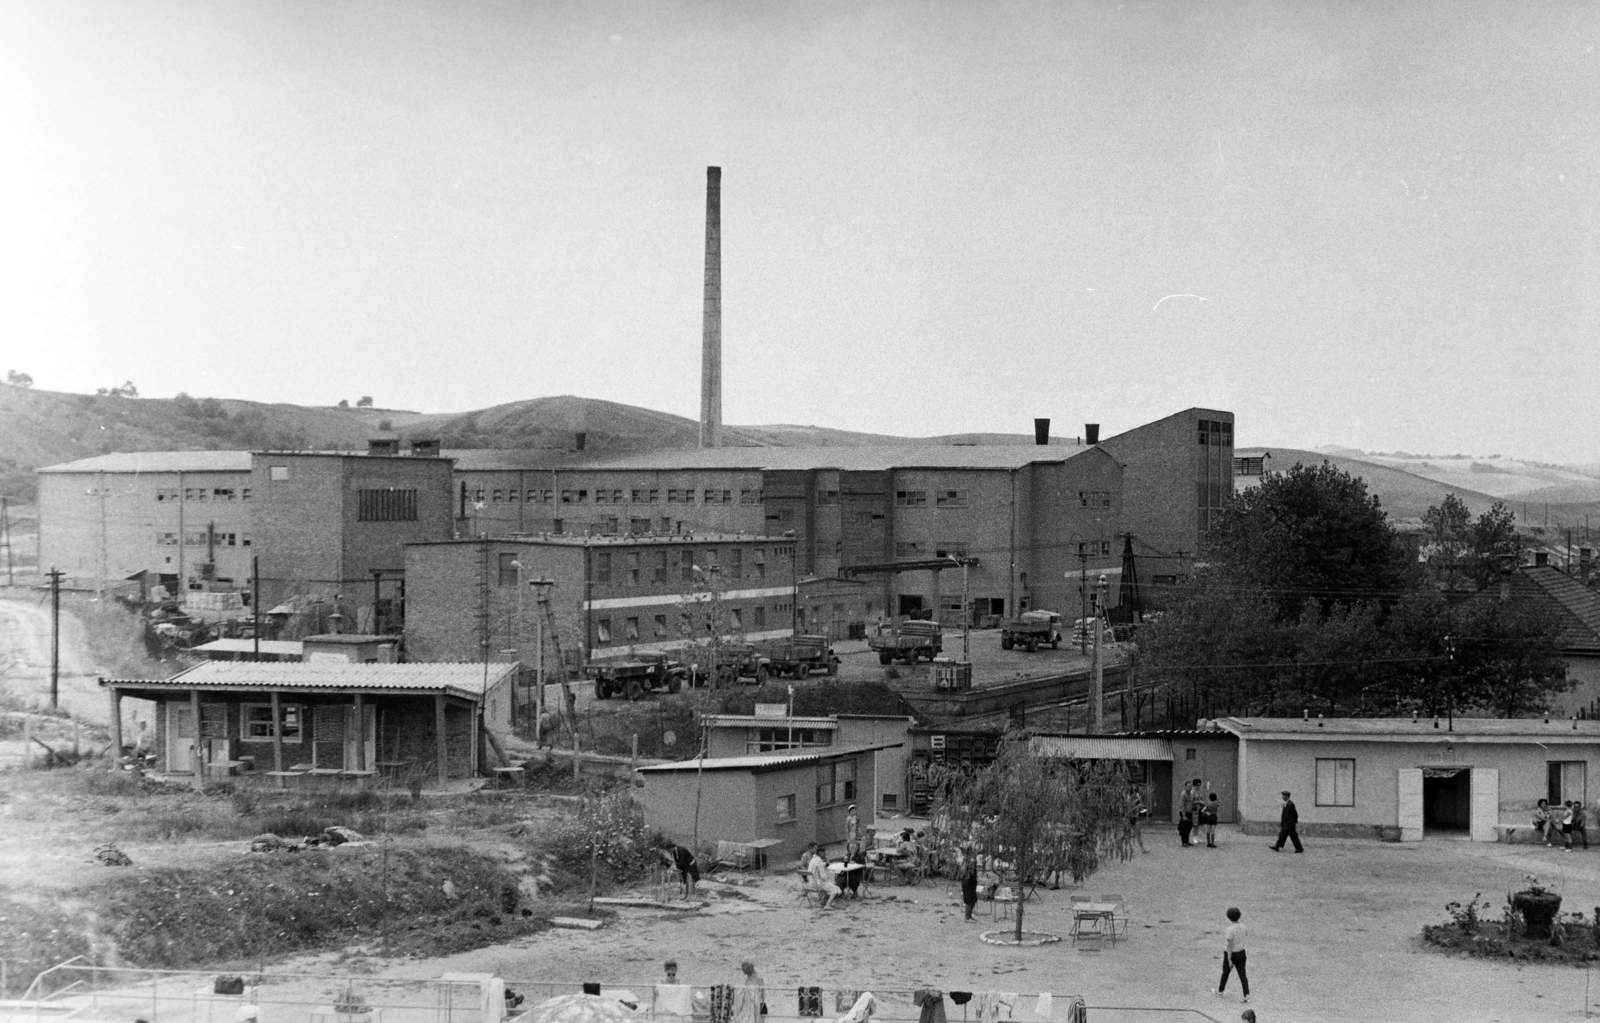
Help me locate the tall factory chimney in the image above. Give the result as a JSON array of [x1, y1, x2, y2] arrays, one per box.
[[699, 166, 722, 448]]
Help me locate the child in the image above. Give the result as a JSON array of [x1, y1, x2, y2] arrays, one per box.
[[1534, 798, 1552, 845], [1202, 793, 1221, 848]]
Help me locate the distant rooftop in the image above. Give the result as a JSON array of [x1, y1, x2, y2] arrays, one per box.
[[455, 444, 1094, 474], [637, 742, 904, 774], [1462, 565, 1600, 654], [410, 532, 777, 548], [1216, 716, 1600, 739], [102, 660, 516, 699], [39, 451, 253, 474]]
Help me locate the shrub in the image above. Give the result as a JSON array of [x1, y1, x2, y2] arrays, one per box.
[[543, 790, 657, 889], [1445, 893, 1487, 933]]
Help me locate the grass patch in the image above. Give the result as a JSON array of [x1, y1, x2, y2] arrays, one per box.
[[0, 894, 96, 996]]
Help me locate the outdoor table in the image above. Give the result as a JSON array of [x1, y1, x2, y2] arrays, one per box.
[[745, 838, 782, 871], [491, 766, 526, 789], [1071, 902, 1120, 945], [829, 860, 869, 898]]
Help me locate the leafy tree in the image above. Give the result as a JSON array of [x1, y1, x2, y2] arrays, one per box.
[[1136, 582, 1291, 718], [5, 370, 33, 388], [1467, 503, 1521, 590], [1451, 599, 1570, 718], [199, 397, 227, 420], [927, 734, 1135, 943], [172, 392, 202, 417], [337, 399, 350, 409], [377, 418, 393, 432], [357, 395, 374, 408], [1205, 461, 1410, 619], [1421, 494, 1472, 589]]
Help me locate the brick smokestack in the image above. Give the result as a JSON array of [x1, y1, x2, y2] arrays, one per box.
[[699, 166, 722, 448]]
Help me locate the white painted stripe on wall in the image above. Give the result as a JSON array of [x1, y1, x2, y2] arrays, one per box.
[[586, 585, 794, 611]]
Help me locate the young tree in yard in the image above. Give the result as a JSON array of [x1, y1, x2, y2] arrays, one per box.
[[927, 734, 1135, 943], [1205, 462, 1410, 620], [674, 563, 744, 688], [357, 396, 374, 407], [1421, 494, 1473, 590]]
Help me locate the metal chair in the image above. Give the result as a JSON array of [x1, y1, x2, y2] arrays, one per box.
[[797, 870, 823, 908], [1099, 893, 1128, 934], [991, 885, 1018, 922]]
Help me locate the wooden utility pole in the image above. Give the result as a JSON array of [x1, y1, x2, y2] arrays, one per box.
[[48, 567, 63, 708], [1, 496, 13, 587], [1089, 574, 1106, 733]]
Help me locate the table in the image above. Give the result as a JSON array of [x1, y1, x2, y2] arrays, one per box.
[[745, 838, 782, 871], [828, 861, 870, 898], [1071, 902, 1121, 946]]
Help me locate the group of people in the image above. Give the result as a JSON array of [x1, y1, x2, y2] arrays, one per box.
[[1175, 778, 1224, 849], [655, 959, 767, 1023], [1533, 797, 1590, 849]]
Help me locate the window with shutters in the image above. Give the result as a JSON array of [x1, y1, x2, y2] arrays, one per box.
[[1315, 758, 1355, 806], [358, 489, 418, 522]]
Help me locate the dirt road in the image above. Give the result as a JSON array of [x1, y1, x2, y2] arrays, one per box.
[[0, 595, 106, 722]]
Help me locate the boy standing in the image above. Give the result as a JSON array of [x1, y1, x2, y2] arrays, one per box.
[[1217, 907, 1250, 1004]]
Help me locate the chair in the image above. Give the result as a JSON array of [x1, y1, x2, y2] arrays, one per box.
[[991, 885, 1018, 922], [1069, 894, 1093, 906], [1071, 914, 1105, 950], [797, 870, 822, 908], [1100, 893, 1128, 935]]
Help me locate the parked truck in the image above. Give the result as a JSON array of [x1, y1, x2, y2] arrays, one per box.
[[869, 619, 943, 665], [757, 634, 841, 679], [587, 657, 684, 700], [1000, 610, 1063, 652]]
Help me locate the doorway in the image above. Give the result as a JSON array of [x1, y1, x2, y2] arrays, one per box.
[[898, 595, 925, 617], [1423, 768, 1471, 833]]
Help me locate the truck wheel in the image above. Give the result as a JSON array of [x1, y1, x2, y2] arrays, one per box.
[[827, 659, 839, 676], [624, 679, 644, 702], [667, 676, 682, 695], [755, 665, 769, 683], [1026, 639, 1038, 653], [1051, 637, 1060, 649], [1001, 634, 1014, 650], [905, 649, 917, 665], [878, 652, 892, 666], [593, 679, 610, 700]]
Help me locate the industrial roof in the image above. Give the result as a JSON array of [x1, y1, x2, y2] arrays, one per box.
[[189, 639, 305, 657], [1215, 716, 1600, 741], [1030, 735, 1176, 761], [1462, 566, 1600, 654], [409, 532, 772, 548], [636, 742, 904, 774], [703, 715, 840, 729], [459, 445, 1094, 473], [102, 661, 517, 700], [39, 451, 254, 474]]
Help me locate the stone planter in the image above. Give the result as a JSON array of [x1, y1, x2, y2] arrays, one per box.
[[1512, 888, 1563, 939]]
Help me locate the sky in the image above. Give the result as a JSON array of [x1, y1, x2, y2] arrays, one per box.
[[2, 1, 1597, 462]]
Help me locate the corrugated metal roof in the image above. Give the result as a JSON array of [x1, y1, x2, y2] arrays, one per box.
[[1030, 735, 1174, 761], [1463, 567, 1600, 653], [637, 742, 903, 774], [39, 451, 254, 474], [102, 660, 516, 698], [703, 715, 839, 729], [1217, 716, 1600, 738], [190, 639, 305, 657]]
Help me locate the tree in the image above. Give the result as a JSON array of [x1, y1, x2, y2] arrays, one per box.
[[674, 564, 744, 687], [199, 397, 227, 420], [1136, 582, 1292, 719], [5, 370, 33, 388], [1451, 599, 1570, 718], [1421, 494, 1472, 589], [172, 392, 202, 417], [337, 399, 350, 409], [1206, 461, 1410, 620], [1467, 503, 1521, 590], [927, 734, 1135, 943], [357, 396, 374, 408]]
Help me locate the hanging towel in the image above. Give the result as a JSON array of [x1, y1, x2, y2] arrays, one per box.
[[1065, 998, 1087, 1023], [656, 986, 695, 1017], [584, 984, 602, 997], [912, 990, 946, 1023], [835, 992, 877, 1023], [483, 979, 507, 1023], [835, 991, 861, 1013], [798, 988, 823, 1018], [1032, 994, 1051, 1020], [980, 993, 1017, 1023], [711, 986, 736, 1023], [948, 994, 973, 1006]]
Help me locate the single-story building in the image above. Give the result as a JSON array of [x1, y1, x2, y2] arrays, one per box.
[[102, 660, 518, 787], [701, 710, 915, 813], [190, 638, 305, 662], [1216, 716, 1600, 842], [633, 743, 902, 864], [1031, 729, 1240, 823]]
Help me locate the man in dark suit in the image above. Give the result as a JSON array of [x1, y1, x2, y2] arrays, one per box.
[[1270, 790, 1303, 852]]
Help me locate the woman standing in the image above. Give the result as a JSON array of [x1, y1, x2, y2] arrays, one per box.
[[960, 845, 980, 921], [731, 961, 766, 1023]]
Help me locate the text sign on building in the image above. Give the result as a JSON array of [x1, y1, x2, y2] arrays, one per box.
[[930, 735, 946, 750], [754, 703, 788, 718]]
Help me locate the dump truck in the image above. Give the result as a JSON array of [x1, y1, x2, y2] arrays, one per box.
[[868, 619, 943, 664], [757, 634, 841, 679], [587, 657, 683, 700], [1000, 610, 1063, 652]]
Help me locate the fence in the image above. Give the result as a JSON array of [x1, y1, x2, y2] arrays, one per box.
[[3, 962, 1227, 1023]]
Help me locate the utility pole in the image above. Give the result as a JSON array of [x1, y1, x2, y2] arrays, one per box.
[[1078, 543, 1089, 654], [252, 556, 261, 661], [1089, 573, 1106, 733], [48, 566, 63, 709], [96, 472, 108, 602], [784, 530, 799, 636], [1, 496, 12, 587]]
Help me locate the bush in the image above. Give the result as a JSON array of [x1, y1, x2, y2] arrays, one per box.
[[543, 790, 658, 890]]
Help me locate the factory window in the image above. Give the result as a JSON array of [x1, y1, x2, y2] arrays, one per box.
[[648, 489, 660, 503], [506, 489, 519, 502], [595, 490, 610, 504], [773, 601, 792, 615], [357, 488, 418, 522], [217, 533, 237, 547], [625, 617, 640, 641], [243, 703, 302, 742], [270, 466, 289, 481], [184, 488, 207, 502], [156, 489, 178, 502], [818, 489, 840, 505], [631, 489, 645, 503], [473, 488, 486, 502], [241, 488, 252, 501], [731, 608, 743, 630], [740, 490, 757, 504], [156, 532, 178, 546], [241, 534, 252, 547], [895, 490, 927, 507], [659, 517, 673, 533], [726, 549, 742, 579], [720, 489, 732, 503], [935, 490, 967, 507], [593, 553, 612, 584], [753, 606, 765, 629], [1102, 541, 1112, 555], [596, 619, 612, 643], [1220, 421, 1233, 446], [653, 614, 668, 637], [1234, 457, 1265, 476], [1078, 491, 1111, 508], [680, 550, 696, 582], [652, 552, 668, 583], [895, 541, 923, 557], [498, 553, 519, 587], [551, 518, 564, 535], [703, 489, 717, 504], [627, 553, 641, 585], [667, 490, 681, 504], [683, 490, 696, 504], [561, 489, 588, 504], [184, 531, 209, 546], [630, 517, 651, 535], [212, 488, 235, 502], [601, 516, 619, 535], [492, 489, 505, 502]]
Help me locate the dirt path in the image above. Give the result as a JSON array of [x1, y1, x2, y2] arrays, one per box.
[[0, 595, 106, 721]]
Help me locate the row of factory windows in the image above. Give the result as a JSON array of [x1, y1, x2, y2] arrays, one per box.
[[478, 487, 763, 506], [156, 532, 251, 547], [1198, 419, 1235, 446], [155, 488, 251, 502], [495, 546, 796, 587], [592, 600, 877, 647]]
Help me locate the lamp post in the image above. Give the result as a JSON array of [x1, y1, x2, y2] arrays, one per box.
[[1089, 573, 1107, 733], [947, 554, 970, 662], [528, 576, 555, 746]]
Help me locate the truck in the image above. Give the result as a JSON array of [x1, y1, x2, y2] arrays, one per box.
[[868, 619, 943, 665], [683, 644, 771, 686], [587, 657, 684, 700], [757, 634, 841, 679], [1000, 610, 1063, 652]]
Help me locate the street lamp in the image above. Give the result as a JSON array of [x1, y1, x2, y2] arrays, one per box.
[[946, 553, 970, 662]]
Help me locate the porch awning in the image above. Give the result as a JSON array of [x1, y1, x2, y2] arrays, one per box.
[[1030, 735, 1174, 761]]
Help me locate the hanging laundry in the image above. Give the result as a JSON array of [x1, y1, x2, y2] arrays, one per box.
[[979, 992, 1017, 1023], [835, 991, 861, 1013], [655, 986, 695, 1017], [710, 985, 735, 1023], [798, 988, 823, 1018], [1032, 994, 1051, 1020], [834, 992, 877, 1023], [583, 984, 602, 997], [948, 994, 974, 1006], [1065, 998, 1087, 1023], [912, 989, 947, 1023]]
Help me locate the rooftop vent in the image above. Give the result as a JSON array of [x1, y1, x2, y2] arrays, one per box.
[[575, 432, 587, 452], [1033, 418, 1050, 446], [368, 439, 400, 456], [1085, 423, 1100, 445], [409, 439, 441, 458]]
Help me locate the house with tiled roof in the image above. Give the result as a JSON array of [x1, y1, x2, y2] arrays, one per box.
[[1462, 564, 1600, 717], [101, 660, 518, 788]]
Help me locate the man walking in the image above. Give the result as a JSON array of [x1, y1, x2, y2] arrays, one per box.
[[1270, 790, 1303, 853], [1217, 907, 1250, 1004]]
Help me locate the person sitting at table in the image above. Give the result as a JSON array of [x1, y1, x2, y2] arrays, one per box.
[[804, 842, 841, 910]]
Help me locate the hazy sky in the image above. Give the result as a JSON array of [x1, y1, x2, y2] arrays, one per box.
[[3, 2, 1597, 461]]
